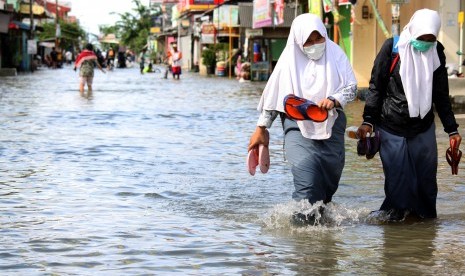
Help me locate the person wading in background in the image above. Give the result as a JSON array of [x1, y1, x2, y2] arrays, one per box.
[[74, 43, 106, 97]]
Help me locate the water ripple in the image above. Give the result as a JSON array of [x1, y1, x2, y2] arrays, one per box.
[[1, 68, 464, 275]]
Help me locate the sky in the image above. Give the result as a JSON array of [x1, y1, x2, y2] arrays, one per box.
[[67, 0, 150, 35]]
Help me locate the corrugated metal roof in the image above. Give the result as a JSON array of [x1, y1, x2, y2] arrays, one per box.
[[238, 3, 253, 28], [238, 2, 299, 29]]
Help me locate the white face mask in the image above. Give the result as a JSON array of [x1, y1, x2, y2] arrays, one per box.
[[303, 42, 326, 60]]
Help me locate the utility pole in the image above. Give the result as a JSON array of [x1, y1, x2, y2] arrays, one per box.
[[55, 0, 58, 49], [29, 0, 34, 72], [391, 3, 400, 36], [459, 11, 464, 75]]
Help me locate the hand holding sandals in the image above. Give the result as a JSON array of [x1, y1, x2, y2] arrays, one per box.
[[447, 134, 462, 175], [248, 127, 269, 152]]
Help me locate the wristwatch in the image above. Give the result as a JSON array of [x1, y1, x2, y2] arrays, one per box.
[[327, 96, 336, 106]]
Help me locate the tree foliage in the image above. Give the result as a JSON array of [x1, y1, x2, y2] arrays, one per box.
[[38, 20, 86, 50], [108, 0, 160, 51]]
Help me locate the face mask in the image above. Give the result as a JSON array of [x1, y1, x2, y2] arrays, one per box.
[[303, 42, 326, 60], [410, 39, 435, 52]]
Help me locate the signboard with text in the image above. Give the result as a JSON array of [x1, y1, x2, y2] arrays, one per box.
[[252, 0, 272, 29], [213, 5, 239, 27], [27, 40, 37, 55], [201, 23, 216, 44]]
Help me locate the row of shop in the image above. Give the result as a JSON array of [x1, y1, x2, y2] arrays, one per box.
[[150, 1, 302, 80], [150, 0, 465, 86], [0, 0, 71, 75]]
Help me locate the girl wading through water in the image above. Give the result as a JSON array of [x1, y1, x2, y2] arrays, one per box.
[[248, 13, 357, 225], [357, 9, 462, 222]]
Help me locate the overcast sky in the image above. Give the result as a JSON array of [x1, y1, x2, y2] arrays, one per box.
[[67, 0, 150, 34]]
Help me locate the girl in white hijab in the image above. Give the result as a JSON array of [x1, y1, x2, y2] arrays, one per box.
[[248, 13, 357, 224], [357, 9, 461, 222]]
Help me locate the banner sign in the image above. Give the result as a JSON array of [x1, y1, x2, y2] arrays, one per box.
[[201, 23, 216, 44], [323, 0, 332, 13], [213, 5, 239, 27], [252, 0, 272, 29], [274, 0, 284, 25], [308, 0, 322, 17]]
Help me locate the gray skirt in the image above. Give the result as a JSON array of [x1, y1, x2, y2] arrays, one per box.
[[281, 110, 346, 204], [378, 123, 438, 218]]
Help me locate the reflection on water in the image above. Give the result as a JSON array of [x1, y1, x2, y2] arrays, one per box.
[[0, 68, 464, 274]]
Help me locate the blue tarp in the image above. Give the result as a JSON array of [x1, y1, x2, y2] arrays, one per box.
[[10, 20, 30, 31]]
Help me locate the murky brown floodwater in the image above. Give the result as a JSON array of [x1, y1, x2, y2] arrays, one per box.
[[1, 66, 464, 275]]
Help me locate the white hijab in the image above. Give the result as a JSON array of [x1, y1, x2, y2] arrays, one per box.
[[257, 13, 356, 139], [397, 9, 441, 119]]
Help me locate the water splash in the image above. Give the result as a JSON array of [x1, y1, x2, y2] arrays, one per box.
[[261, 200, 371, 231]]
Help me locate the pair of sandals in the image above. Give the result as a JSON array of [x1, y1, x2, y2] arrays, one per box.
[[283, 94, 328, 122], [346, 126, 380, 160], [357, 131, 380, 160], [446, 139, 462, 175], [247, 144, 270, 175]]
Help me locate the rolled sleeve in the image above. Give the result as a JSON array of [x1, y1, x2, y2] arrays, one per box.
[[257, 110, 279, 128], [332, 84, 357, 108]]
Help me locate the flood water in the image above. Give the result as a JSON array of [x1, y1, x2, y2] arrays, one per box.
[[1, 66, 465, 275]]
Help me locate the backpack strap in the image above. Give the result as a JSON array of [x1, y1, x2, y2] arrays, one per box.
[[390, 54, 399, 74], [392, 35, 399, 54], [390, 35, 400, 74]]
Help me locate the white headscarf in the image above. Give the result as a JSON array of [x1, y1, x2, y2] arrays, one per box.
[[257, 13, 356, 139], [397, 9, 441, 119]]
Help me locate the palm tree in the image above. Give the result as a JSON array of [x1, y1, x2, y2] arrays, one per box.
[[112, 0, 156, 51]]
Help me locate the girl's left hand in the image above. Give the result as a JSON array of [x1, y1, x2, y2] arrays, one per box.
[[450, 134, 462, 149], [317, 98, 337, 110]]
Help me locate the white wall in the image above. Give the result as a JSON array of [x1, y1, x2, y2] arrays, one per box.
[[180, 36, 191, 70], [438, 0, 461, 70]]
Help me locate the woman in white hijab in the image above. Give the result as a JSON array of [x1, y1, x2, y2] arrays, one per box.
[[357, 9, 462, 222], [248, 13, 357, 224]]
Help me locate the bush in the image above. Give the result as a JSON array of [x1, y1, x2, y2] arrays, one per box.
[[201, 47, 216, 68]]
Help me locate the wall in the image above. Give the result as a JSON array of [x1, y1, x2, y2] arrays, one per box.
[[439, 0, 461, 71], [180, 35, 191, 69], [351, 0, 461, 88], [352, 1, 378, 88]]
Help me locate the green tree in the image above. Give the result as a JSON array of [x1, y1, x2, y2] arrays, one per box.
[[113, 0, 157, 51], [38, 20, 85, 51]]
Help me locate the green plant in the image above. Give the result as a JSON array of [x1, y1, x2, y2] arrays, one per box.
[[201, 47, 216, 68]]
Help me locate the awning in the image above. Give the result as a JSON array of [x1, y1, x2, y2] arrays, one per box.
[[8, 20, 30, 31], [38, 41, 55, 48], [99, 34, 120, 44]]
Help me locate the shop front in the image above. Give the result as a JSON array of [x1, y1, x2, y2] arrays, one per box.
[[238, 2, 297, 81]]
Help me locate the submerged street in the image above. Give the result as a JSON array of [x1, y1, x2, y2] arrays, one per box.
[[1, 66, 465, 275]]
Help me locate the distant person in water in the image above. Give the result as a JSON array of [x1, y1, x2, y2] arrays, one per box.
[[74, 43, 105, 96], [167, 43, 182, 79]]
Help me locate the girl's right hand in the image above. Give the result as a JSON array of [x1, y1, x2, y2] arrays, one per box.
[[248, 127, 269, 152]]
